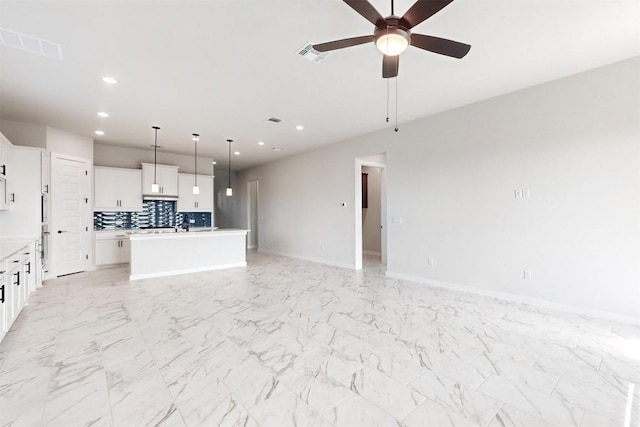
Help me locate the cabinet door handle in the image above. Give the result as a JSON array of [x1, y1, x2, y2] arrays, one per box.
[[26, 262, 31, 274], [14, 271, 20, 286], [57, 230, 68, 234], [44, 184, 49, 193], [0, 164, 5, 175], [10, 193, 15, 202], [0, 284, 4, 303]]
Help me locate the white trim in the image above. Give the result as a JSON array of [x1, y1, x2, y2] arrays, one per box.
[[258, 248, 354, 270], [363, 250, 381, 256], [129, 262, 247, 281], [386, 270, 640, 326]]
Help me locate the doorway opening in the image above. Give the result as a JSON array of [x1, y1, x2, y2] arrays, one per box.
[[355, 154, 387, 271], [247, 179, 259, 249]]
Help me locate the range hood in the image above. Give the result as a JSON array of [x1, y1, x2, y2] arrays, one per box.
[[143, 194, 178, 201]]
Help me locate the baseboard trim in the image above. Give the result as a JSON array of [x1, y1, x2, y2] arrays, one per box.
[[258, 248, 354, 270], [385, 271, 640, 326], [129, 262, 247, 281]]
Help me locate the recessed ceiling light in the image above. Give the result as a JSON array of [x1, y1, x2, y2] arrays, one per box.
[[296, 125, 304, 130], [258, 141, 265, 146], [212, 161, 217, 165], [234, 151, 240, 156], [94, 130, 105, 136], [97, 112, 109, 118], [272, 147, 283, 152], [102, 76, 117, 84]]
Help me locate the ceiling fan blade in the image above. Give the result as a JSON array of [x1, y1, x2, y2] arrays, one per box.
[[382, 55, 399, 78], [343, 0, 386, 28], [313, 35, 374, 52], [411, 34, 470, 58], [400, 0, 454, 29]]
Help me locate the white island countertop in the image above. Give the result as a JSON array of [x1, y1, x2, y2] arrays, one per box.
[[129, 228, 246, 240], [129, 228, 248, 280]]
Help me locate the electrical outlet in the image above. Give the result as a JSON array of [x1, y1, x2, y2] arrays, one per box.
[[427, 257, 434, 267], [523, 270, 532, 280], [523, 189, 530, 199], [189, 219, 195, 224], [514, 189, 523, 199]]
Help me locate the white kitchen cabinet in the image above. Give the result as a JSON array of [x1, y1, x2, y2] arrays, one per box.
[[0, 265, 7, 342], [1, 245, 31, 335], [94, 167, 143, 211], [141, 163, 179, 196], [178, 173, 213, 212], [95, 232, 130, 266]]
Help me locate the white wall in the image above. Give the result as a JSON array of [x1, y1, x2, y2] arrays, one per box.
[[235, 57, 640, 320], [94, 142, 214, 175], [362, 166, 382, 255], [214, 170, 240, 229], [46, 127, 93, 160], [0, 119, 46, 148]]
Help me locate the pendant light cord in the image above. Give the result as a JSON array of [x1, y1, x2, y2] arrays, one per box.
[[227, 139, 232, 190], [386, 79, 390, 123], [395, 77, 399, 132], [193, 134, 198, 186], [152, 126, 160, 183]]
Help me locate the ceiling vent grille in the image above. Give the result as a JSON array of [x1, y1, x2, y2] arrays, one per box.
[[0, 28, 62, 60], [297, 43, 329, 63]]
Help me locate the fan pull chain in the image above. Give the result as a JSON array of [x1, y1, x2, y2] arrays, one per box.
[[394, 77, 399, 132], [386, 79, 390, 123]]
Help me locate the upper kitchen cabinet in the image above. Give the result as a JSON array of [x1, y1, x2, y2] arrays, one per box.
[[177, 173, 213, 212], [141, 163, 178, 196], [0, 133, 13, 210], [94, 167, 143, 211]]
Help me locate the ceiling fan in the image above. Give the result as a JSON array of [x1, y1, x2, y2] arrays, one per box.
[[312, 0, 471, 78]]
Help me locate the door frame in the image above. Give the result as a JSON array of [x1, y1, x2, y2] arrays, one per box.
[[355, 158, 387, 270], [246, 179, 259, 249], [50, 152, 92, 277]]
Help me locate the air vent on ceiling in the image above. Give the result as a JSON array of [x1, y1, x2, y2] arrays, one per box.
[[267, 117, 282, 123], [297, 43, 329, 63], [0, 27, 62, 60]]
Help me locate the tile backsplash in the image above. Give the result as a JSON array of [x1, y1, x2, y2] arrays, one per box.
[[94, 200, 212, 230]]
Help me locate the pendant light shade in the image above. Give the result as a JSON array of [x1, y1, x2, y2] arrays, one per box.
[[192, 133, 200, 195], [151, 126, 160, 193], [226, 139, 233, 197]]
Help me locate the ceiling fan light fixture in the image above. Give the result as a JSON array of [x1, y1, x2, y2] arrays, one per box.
[[375, 28, 410, 56]]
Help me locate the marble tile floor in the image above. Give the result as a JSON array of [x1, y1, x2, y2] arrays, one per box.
[[1, 251, 639, 427]]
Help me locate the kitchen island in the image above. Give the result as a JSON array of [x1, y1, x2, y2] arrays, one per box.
[[128, 229, 248, 280]]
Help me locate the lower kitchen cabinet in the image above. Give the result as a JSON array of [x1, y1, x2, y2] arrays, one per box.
[[95, 232, 130, 266], [0, 241, 38, 343]]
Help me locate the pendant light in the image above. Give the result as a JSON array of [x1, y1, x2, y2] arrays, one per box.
[[151, 126, 160, 193], [226, 139, 233, 196], [192, 133, 200, 194]]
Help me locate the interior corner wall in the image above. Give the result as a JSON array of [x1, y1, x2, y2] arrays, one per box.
[[93, 142, 214, 174], [362, 166, 382, 254], [46, 127, 93, 161], [0, 119, 47, 148], [236, 56, 640, 320], [214, 170, 240, 229]]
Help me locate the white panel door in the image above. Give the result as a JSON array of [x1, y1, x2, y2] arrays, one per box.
[[51, 154, 90, 276]]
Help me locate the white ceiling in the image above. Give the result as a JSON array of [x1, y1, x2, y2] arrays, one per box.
[[0, 0, 638, 171]]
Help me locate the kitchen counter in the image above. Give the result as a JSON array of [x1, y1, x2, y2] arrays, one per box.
[[0, 240, 33, 262], [129, 229, 248, 280]]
